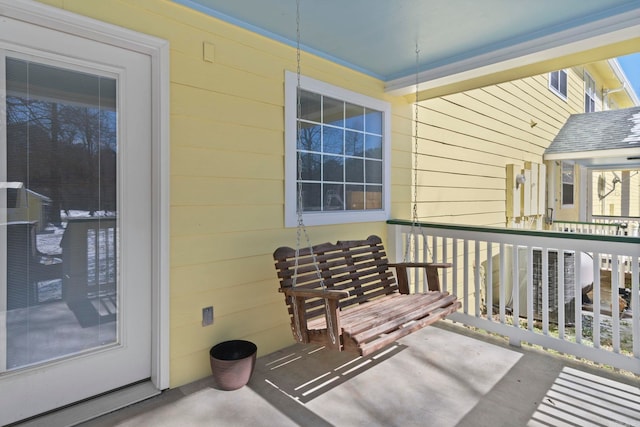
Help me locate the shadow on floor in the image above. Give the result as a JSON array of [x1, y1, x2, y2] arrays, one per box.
[[75, 322, 640, 427]]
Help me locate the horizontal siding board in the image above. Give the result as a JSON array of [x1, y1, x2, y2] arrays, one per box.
[[419, 143, 511, 170], [171, 116, 283, 153], [418, 154, 504, 178], [171, 204, 283, 235], [422, 99, 547, 153], [419, 108, 543, 157], [417, 200, 505, 217], [171, 256, 276, 295], [172, 146, 281, 179], [172, 176, 282, 206], [417, 170, 504, 189], [422, 212, 506, 226], [171, 50, 283, 105], [417, 187, 504, 202], [419, 124, 532, 161], [172, 85, 282, 131], [435, 94, 550, 150]]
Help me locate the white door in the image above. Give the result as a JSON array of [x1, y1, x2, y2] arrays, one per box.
[[0, 16, 152, 425]]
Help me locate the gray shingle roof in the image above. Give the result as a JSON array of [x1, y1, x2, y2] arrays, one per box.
[[545, 106, 640, 155]]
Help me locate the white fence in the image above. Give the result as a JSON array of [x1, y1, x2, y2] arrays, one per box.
[[387, 221, 640, 374]]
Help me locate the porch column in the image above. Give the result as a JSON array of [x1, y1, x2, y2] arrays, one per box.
[[621, 171, 630, 217]]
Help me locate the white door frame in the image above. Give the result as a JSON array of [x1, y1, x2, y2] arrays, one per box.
[[0, 0, 170, 391]]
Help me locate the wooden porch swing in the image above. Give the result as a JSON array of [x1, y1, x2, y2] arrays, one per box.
[[272, 2, 460, 356], [273, 236, 460, 356]]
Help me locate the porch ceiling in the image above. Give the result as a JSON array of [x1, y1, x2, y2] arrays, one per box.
[[175, 0, 640, 97]]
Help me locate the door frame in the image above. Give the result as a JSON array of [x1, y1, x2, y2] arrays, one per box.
[[0, 0, 170, 390]]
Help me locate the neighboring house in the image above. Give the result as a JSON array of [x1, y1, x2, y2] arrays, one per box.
[[1, 0, 640, 424], [415, 60, 638, 228], [544, 106, 640, 223]]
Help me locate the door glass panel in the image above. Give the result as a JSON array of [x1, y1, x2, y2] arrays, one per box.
[[3, 57, 118, 371]]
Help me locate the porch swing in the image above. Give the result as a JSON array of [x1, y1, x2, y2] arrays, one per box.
[[272, 2, 460, 356]]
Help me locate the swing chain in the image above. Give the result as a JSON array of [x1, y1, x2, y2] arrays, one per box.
[[293, 0, 336, 346], [403, 42, 431, 265]]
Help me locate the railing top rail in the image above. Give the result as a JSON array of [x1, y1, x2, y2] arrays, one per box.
[[552, 220, 619, 227], [592, 215, 640, 221], [387, 219, 640, 244]]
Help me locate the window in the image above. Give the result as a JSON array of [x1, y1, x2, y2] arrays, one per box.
[[549, 70, 568, 100], [561, 162, 574, 207], [584, 72, 596, 112], [285, 71, 390, 226]]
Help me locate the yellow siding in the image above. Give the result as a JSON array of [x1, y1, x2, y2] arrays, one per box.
[[35, 0, 413, 387], [416, 65, 598, 227]]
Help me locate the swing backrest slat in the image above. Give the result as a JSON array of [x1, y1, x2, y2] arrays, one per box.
[[273, 235, 399, 320]]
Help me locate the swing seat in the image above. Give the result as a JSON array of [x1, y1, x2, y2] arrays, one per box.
[[273, 235, 460, 356]]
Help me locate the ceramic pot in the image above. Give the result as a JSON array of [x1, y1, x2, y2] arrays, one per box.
[[209, 340, 257, 390]]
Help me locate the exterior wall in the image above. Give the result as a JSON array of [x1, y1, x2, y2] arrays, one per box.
[[591, 169, 640, 218], [35, 0, 413, 387], [415, 64, 624, 227], [416, 71, 581, 226]]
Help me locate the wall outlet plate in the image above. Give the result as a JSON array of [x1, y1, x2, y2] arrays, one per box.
[[202, 306, 214, 326]]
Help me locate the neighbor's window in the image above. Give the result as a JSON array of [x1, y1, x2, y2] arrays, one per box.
[[584, 72, 596, 112], [284, 71, 390, 227], [562, 161, 574, 207], [549, 69, 568, 100]]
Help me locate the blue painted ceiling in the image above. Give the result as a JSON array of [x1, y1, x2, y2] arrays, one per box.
[[175, 0, 640, 85]]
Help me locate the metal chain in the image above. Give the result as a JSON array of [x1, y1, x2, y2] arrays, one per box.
[[403, 42, 431, 264], [293, 0, 336, 346]]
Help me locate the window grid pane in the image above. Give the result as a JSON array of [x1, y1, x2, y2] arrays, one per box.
[[297, 89, 383, 213]]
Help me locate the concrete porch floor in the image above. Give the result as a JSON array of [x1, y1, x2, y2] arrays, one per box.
[[80, 322, 639, 427]]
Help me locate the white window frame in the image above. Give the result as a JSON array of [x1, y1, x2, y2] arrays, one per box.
[[284, 71, 391, 227], [561, 161, 575, 208], [549, 69, 568, 100], [584, 71, 596, 112]]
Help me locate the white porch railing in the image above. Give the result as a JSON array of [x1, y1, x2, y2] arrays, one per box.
[[387, 220, 640, 375], [550, 220, 620, 235]]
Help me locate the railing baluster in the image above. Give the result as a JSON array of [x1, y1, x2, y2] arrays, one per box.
[[527, 246, 533, 331], [574, 251, 582, 345], [558, 249, 565, 340], [452, 238, 458, 299], [442, 237, 448, 293], [463, 239, 469, 315], [512, 245, 519, 326], [499, 242, 506, 324], [486, 243, 493, 322], [542, 247, 549, 335], [632, 256, 639, 358], [612, 254, 620, 354], [475, 240, 481, 317], [593, 252, 601, 349]]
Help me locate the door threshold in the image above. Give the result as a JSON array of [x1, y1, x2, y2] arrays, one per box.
[[17, 380, 160, 427]]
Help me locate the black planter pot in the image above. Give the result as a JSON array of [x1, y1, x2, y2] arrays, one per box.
[[209, 340, 257, 390]]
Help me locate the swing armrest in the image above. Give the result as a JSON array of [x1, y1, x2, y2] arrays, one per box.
[[388, 262, 452, 294], [280, 288, 346, 350], [280, 287, 349, 300], [388, 262, 452, 269]]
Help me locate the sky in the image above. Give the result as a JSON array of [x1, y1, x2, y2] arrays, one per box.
[[617, 53, 640, 100]]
